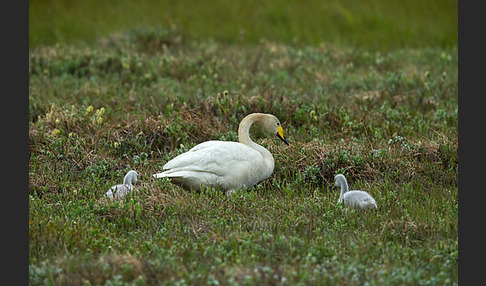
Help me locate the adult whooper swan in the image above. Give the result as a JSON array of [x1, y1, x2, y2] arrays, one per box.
[[105, 170, 138, 199], [334, 174, 377, 210], [153, 113, 289, 193]]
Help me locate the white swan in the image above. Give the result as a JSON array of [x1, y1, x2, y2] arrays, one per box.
[[105, 170, 138, 199], [334, 174, 377, 210], [153, 113, 289, 193]]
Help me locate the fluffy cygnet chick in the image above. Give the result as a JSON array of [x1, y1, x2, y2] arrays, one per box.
[[334, 174, 377, 210], [105, 170, 138, 199]]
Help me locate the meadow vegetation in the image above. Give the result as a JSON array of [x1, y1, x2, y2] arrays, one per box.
[[29, 2, 457, 284], [29, 0, 457, 52]]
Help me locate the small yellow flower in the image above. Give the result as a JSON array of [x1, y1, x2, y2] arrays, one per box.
[[114, 142, 119, 148], [96, 107, 105, 117], [52, 129, 61, 137], [86, 105, 93, 115], [310, 110, 317, 122], [97, 117, 103, 125], [55, 118, 60, 125], [121, 59, 130, 69], [68, 132, 73, 138]]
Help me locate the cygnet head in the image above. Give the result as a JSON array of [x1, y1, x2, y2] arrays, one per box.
[[123, 170, 138, 185], [261, 114, 289, 145], [334, 174, 347, 187]]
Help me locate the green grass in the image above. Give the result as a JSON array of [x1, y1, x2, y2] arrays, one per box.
[[29, 0, 457, 51], [29, 24, 457, 285]]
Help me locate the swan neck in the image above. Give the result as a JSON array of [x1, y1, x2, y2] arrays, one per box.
[[339, 177, 349, 197], [238, 114, 274, 169], [238, 113, 263, 146], [123, 172, 135, 186]]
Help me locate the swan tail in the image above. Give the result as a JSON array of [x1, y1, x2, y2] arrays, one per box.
[[153, 172, 181, 178]]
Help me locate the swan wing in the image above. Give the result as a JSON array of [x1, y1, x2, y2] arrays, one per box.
[[344, 191, 377, 209], [105, 184, 131, 199], [163, 141, 262, 174], [153, 141, 271, 190]]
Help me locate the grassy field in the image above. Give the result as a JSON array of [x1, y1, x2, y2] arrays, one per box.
[[29, 2, 457, 285], [29, 0, 457, 51]]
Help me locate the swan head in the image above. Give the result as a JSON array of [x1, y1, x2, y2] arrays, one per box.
[[334, 174, 346, 187], [124, 170, 138, 185], [262, 114, 289, 145]]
